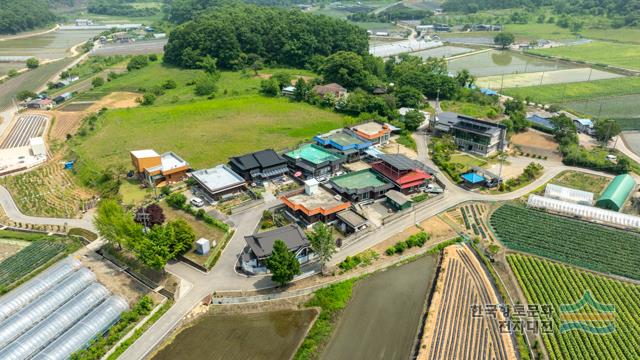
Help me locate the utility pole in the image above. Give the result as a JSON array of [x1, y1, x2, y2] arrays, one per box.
[[539, 71, 545, 86], [500, 73, 505, 93], [587, 67, 593, 82]]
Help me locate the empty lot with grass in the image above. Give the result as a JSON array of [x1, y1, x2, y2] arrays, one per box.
[[72, 95, 351, 172]]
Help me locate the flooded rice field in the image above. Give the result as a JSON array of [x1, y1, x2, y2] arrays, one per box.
[[0, 30, 99, 60], [413, 46, 474, 59], [152, 309, 317, 360], [320, 255, 438, 360], [447, 49, 574, 76]]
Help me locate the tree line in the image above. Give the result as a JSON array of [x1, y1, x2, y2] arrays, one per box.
[[0, 0, 56, 34], [163, 3, 368, 70]]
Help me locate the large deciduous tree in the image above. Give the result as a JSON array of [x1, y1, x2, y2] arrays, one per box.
[[494, 33, 516, 49], [307, 223, 336, 274]]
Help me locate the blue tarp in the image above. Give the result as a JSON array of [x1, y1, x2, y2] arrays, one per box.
[[364, 147, 385, 158], [479, 88, 498, 96], [461, 172, 486, 184]]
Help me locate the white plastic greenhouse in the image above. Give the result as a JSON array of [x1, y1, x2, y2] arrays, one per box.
[[0, 268, 96, 349], [0, 283, 109, 360], [0, 257, 81, 322], [31, 296, 128, 360], [544, 183, 594, 205], [527, 194, 640, 229]]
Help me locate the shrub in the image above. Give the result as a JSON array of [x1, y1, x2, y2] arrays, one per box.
[[127, 55, 149, 71], [92, 77, 105, 88], [141, 93, 156, 105], [194, 75, 218, 96], [166, 193, 187, 209], [148, 54, 158, 62], [26, 57, 39, 69], [162, 79, 177, 89]]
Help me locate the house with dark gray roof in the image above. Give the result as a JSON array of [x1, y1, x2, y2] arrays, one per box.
[[241, 225, 314, 274], [228, 149, 289, 182], [434, 112, 507, 156]]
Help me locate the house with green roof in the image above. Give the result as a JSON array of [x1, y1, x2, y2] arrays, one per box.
[[284, 144, 346, 180], [595, 173, 636, 212], [328, 169, 393, 202]]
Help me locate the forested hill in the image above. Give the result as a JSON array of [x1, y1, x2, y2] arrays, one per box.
[[0, 0, 56, 34], [163, 0, 316, 24], [164, 4, 368, 70], [443, 0, 640, 17]]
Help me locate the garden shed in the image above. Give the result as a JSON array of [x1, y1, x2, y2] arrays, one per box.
[[595, 174, 636, 211]]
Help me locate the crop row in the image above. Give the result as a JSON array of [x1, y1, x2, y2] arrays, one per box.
[[0, 240, 66, 287], [508, 254, 640, 360], [490, 204, 640, 280]]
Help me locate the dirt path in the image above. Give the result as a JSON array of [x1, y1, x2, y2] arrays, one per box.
[[0, 25, 60, 42]]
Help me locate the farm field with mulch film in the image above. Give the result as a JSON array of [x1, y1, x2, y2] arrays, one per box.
[[508, 254, 640, 360]]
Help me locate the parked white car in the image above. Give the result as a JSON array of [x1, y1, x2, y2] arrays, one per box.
[[190, 197, 205, 207]]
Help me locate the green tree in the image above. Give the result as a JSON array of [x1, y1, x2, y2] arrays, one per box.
[[321, 51, 369, 90], [271, 72, 292, 88], [260, 78, 280, 96], [127, 55, 149, 71], [148, 54, 158, 62], [494, 33, 515, 49], [504, 97, 525, 116], [26, 57, 39, 69], [133, 224, 173, 270], [266, 240, 301, 286], [454, 69, 475, 87], [403, 109, 425, 131], [94, 199, 142, 250], [551, 113, 578, 146], [307, 223, 336, 273], [166, 193, 187, 209], [92, 77, 105, 88], [197, 55, 218, 75], [141, 93, 156, 105], [293, 77, 310, 101], [167, 219, 196, 258], [163, 79, 177, 89], [396, 86, 423, 108], [16, 90, 36, 101], [594, 119, 621, 144]]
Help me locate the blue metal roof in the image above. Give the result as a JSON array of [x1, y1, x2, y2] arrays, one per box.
[[461, 172, 486, 184], [527, 115, 556, 130]]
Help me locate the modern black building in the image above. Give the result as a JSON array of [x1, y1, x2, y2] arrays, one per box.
[[228, 149, 289, 182]]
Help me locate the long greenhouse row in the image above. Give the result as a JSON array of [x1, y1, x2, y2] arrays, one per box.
[[0, 257, 128, 360]]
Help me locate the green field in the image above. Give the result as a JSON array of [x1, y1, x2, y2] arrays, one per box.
[[440, 100, 500, 119], [508, 254, 640, 360], [490, 204, 640, 280], [502, 76, 640, 104], [0, 239, 70, 290], [72, 95, 350, 172], [529, 41, 640, 71], [562, 95, 640, 124], [77, 59, 315, 105], [544, 171, 611, 195]]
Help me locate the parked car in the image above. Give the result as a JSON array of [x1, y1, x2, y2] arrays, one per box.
[[190, 197, 205, 207], [606, 154, 617, 162], [424, 184, 444, 194]]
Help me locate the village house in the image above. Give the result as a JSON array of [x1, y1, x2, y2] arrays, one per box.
[[228, 149, 289, 183], [130, 149, 190, 187], [574, 118, 594, 135], [371, 154, 435, 194], [280, 179, 351, 226], [24, 98, 53, 110], [312, 83, 347, 100], [314, 129, 372, 162], [241, 225, 314, 274], [190, 164, 246, 200], [351, 121, 392, 146], [284, 144, 345, 180], [335, 209, 368, 234], [434, 112, 507, 157], [328, 169, 393, 203]]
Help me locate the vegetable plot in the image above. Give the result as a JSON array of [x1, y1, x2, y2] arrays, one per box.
[[490, 204, 640, 280], [0, 240, 66, 287], [508, 254, 640, 360]]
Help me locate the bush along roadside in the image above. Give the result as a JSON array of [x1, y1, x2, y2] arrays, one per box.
[[385, 231, 430, 256]]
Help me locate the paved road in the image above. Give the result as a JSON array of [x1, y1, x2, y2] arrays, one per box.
[[0, 185, 95, 231]]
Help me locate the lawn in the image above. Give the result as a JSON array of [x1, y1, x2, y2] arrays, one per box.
[[581, 27, 640, 44], [440, 100, 500, 119], [529, 41, 640, 71], [501, 23, 577, 42], [449, 153, 487, 168], [72, 95, 350, 173], [502, 76, 640, 104]]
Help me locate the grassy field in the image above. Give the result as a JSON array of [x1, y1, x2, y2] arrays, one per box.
[[440, 100, 500, 119], [76, 59, 316, 106], [72, 95, 351, 172], [581, 27, 640, 44], [545, 171, 611, 195], [450, 153, 487, 168], [529, 41, 640, 71], [502, 76, 640, 104], [508, 254, 640, 360]]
